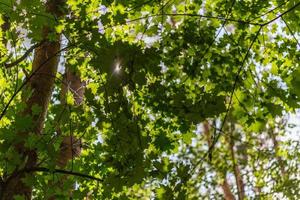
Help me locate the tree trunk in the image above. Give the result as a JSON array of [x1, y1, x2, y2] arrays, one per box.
[[2, 29, 61, 200], [221, 179, 236, 200], [1, 1, 65, 199], [268, 127, 286, 176], [203, 121, 236, 200], [228, 134, 245, 200], [46, 63, 84, 199]]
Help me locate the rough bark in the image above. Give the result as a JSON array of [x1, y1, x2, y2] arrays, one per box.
[[1, 1, 65, 199]]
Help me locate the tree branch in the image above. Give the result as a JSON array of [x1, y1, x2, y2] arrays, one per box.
[[4, 41, 45, 68], [23, 167, 103, 182], [261, 1, 300, 26], [126, 13, 261, 26], [281, 16, 300, 47], [160, 13, 261, 26]]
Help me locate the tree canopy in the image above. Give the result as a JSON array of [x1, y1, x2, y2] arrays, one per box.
[[0, 0, 299, 199]]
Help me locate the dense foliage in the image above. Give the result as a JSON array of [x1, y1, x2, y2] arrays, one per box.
[[0, 0, 299, 199]]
